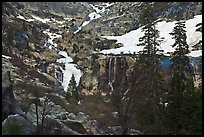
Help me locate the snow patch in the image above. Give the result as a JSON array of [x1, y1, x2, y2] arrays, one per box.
[[17, 14, 35, 22], [26, 19, 35, 22], [82, 21, 90, 27], [43, 29, 62, 49], [88, 12, 101, 20], [17, 14, 26, 20], [32, 15, 51, 23], [188, 50, 202, 57], [2, 55, 11, 59], [64, 17, 73, 22]]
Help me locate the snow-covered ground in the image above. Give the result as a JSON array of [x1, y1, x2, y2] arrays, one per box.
[[56, 51, 82, 92], [100, 14, 202, 57]]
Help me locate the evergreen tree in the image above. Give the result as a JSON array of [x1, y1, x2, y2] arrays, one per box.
[[163, 20, 202, 135], [134, 3, 164, 133], [66, 74, 78, 101], [170, 20, 191, 93]]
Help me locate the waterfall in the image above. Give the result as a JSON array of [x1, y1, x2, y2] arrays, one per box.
[[108, 56, 117, 93], [108, 57, 113, 85], [113, 57, 117, 82]]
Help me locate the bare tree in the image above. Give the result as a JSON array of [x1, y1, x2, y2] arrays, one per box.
[[33, 90, 54, 134]]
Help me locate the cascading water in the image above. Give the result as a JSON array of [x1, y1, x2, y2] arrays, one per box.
[[108, 57, 112, 92], [113, 57, 117, 82], [106, 55, 129, 96], [108, 56, 117, 94], [108, 57, 112, 85]]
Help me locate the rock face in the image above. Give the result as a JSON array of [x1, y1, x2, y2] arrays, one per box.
[[2, 71, 24, 122]]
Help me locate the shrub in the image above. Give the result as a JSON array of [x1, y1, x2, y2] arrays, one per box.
[[3, 123, 22, 135]]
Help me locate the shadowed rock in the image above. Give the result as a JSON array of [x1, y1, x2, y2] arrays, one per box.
[[2, 71, 25, 122]]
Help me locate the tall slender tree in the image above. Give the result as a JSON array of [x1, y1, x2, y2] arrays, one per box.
[[163, 20, 202, 135], [134, 3, 164, 133], [170, 20, 191, 93]]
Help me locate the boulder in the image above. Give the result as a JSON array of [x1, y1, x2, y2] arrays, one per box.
[[62, 118, 87, 134], [75, 112, 108, 135], [2, 114, 37, 135], [41, 116, 81, 135]]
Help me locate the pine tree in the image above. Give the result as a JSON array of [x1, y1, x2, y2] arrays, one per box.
[[66, 74, 78, 101], [163, 20, 202, 135], [134, 3, 164, 133], [170, 20, 191, 93]]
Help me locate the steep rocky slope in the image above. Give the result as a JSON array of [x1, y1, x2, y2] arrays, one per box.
[[2, 2, 202, 135]]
